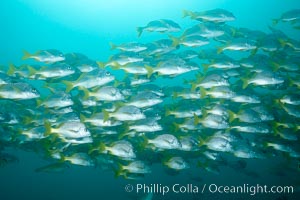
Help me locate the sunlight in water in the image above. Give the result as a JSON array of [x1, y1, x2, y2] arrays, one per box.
[[18, 0, 224, 31]]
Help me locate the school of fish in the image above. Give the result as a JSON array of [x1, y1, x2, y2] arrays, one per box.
[[0, 8, 300, 179]]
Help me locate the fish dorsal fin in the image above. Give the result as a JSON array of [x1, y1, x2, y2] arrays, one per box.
[[44, 50, 53, 56]]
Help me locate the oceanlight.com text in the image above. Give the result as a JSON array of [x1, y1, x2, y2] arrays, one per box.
[[125, 183, 294, 196]]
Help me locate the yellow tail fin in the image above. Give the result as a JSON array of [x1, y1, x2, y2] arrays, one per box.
[[169, 34, 181, 47], [78, 87, 90, 100], [79, 113, 86, 123], [194, 113, 200, 125], [62, 80, 74, 93], [202, 63, 210, 73], [173, 123, 180, 132], [109, 42, 117, 50], [165, 109, 172, 116], [103, 110, 110, 122], [145, 65, 154, 78], [96, 61, 105, 68], [27, 65, 37, 76], [217, 47, 224, 54], [182, 10, 192, 18], [7, 64, 16, 76], [228, 110, 236, 123], [200, 87, 206, 98], [22, 50, 32, 60], [44, 120, 52, 136], [241, 78, 248, 89]]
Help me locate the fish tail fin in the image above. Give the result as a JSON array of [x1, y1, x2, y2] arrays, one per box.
[[102, 110, 110, 122], [272, 121, 285, 130], [62, 80, 74, 93], [197, 160, 210, 170], [109, 42, 117, 50], [287, 76, 296, 87], [168, 34, 180, 47], [272, 19, 279, 26], [96, 61, 105, 69], [173, 123, 180, 132], [44, 120, 52, 136], [263, 142, 272, 149], [22, 50, 32, 60], [201, 110, 208, 118], [278, 38, 290, 48], [22, 116, 33, 125], [7, 63, 16, 76], [79, 87, 90, 100], [182, 9, 191, 18], [140, 135, 149, 150], [202, 63, 210, 73], [113, 80, 124, 88], [228, 110, 236, 123], [88, 147, 96, 155], [250, 48, 258, 56], [272, 99, 281, 109], [217, 47, 224, 54], [200, 87, 206, 98], [45, 84, 56, 94], [165, 109, 171, 116], [272, 124, 280, 137], [195, 72, 204, 80], [114, 163, 124, 178], [117, 124, 130, 140], [99, 142, 106, 152], [145, 65, 153, 78], [27, 65, 37, 76], [89, 143, 106, 154], [197, 136, 206, 147], [137, 27, 144, 37], [270, 61, 280, 72], [79, 113, 86, 123], [36, 99, 43, 107], [191, 83, 197, 91], [183, 78, 190, 85], [173, 92, 179, 99], [230, 27, 237, 37], [194, 113, 200, 125], [241, 78, 248, 89]]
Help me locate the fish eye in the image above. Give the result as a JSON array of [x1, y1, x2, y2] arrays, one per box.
[[105, 71, 111, 76], [67, 66, 72, 70]]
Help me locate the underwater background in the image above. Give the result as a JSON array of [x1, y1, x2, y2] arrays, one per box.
[[1, 0, 300, 200]]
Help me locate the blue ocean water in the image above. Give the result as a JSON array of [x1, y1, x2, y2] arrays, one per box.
[[1, 0, 300, 200]]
